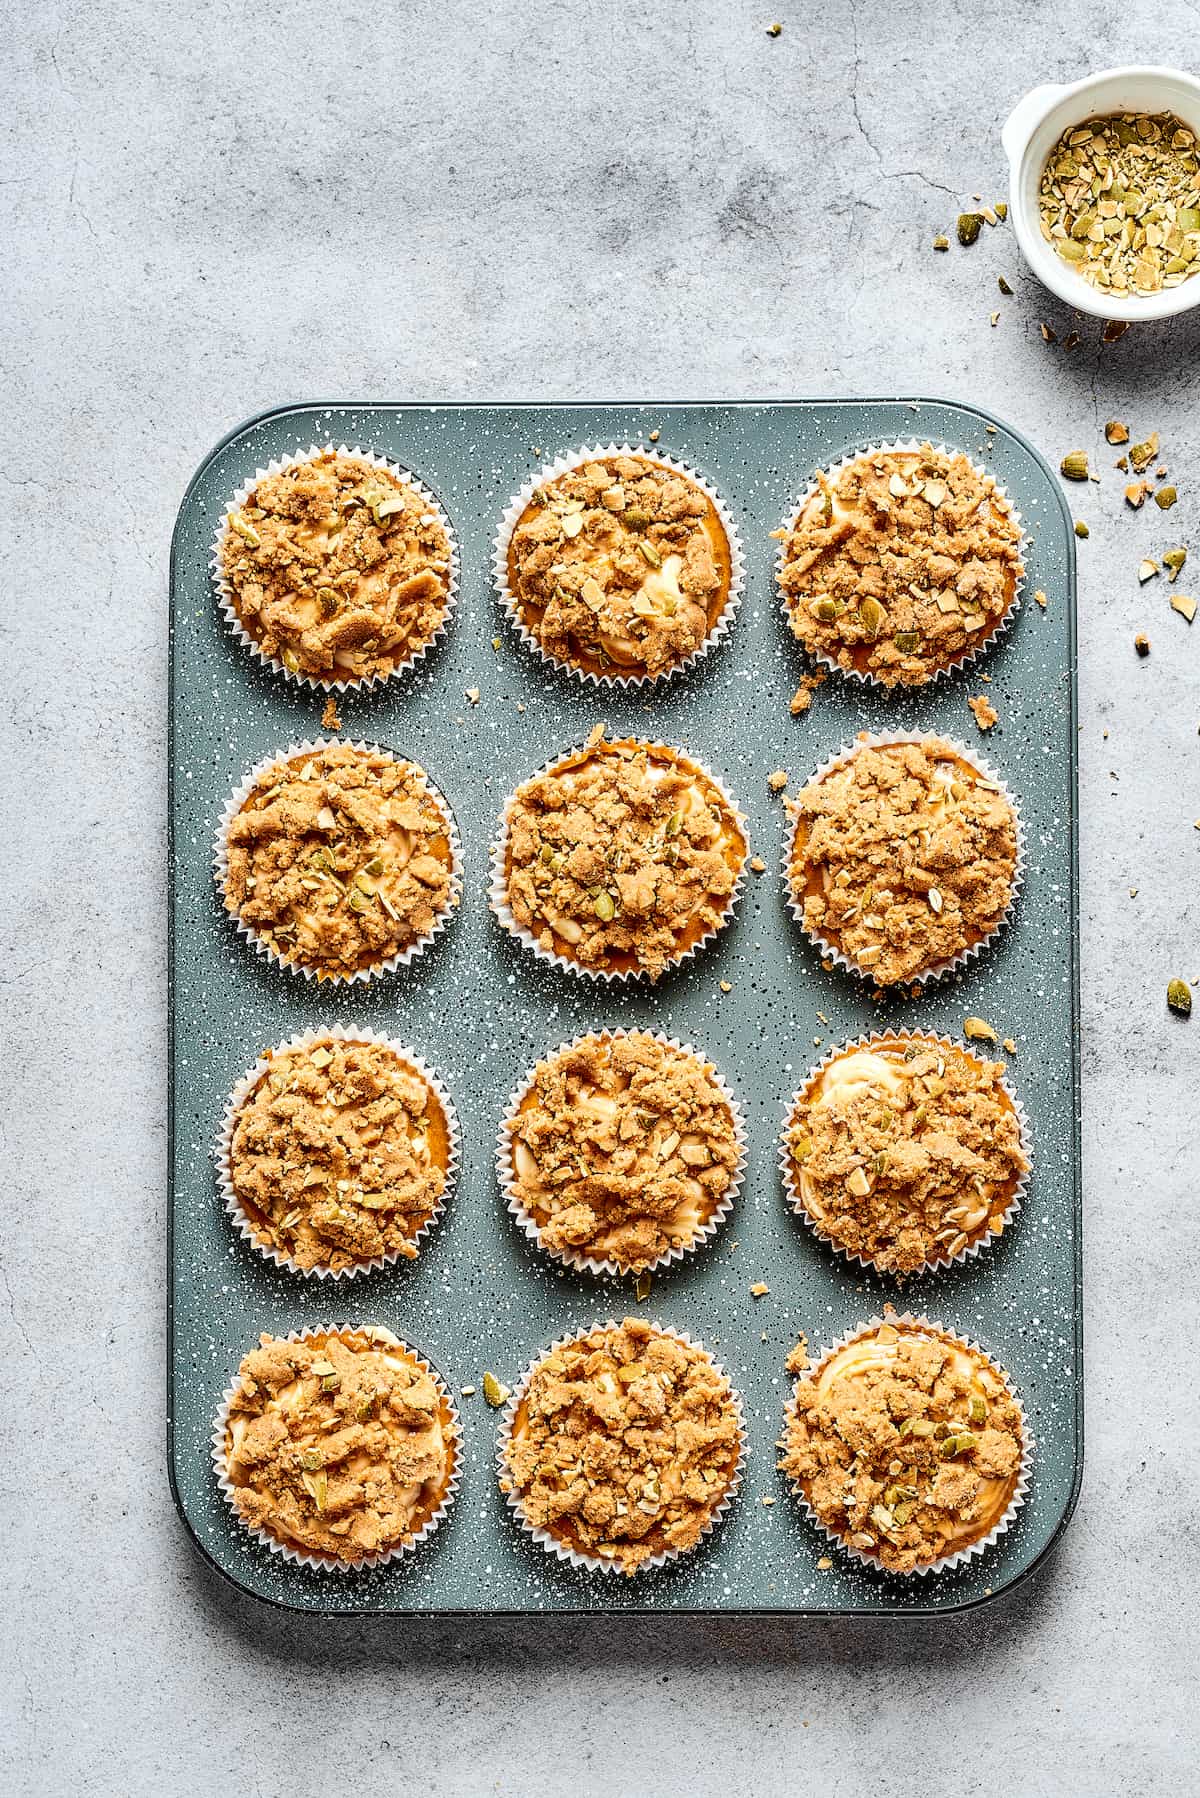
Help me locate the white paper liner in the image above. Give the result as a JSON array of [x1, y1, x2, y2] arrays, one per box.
[[780, 1312, 1032, 1578], [216, 1026, 461, 1281], [781, 731, 1025, 990], [213, 736, 463, 985], [774, 436, 1026, 691], [496, 1319, 746, 1576], [212, 1324, 462, 1572], [778, 1031, 1031, 1276], [492, 442, 745, 688], [211, 443, 460, 692], [488, 735, 750, 984], [496, 1028, 747, 1278]]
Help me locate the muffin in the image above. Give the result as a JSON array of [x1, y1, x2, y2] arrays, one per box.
[[775, 443, 1024, 687], [782, 1034, 1029, 1274], [492, 727, 748, 980], [778, 1316, 1028, 1574], [500, 450, 738, 682], [785, 735, 1020, 986], [222, 1032, 456, 1276], [216, 1327, 459, 1566], [499, 1317, 744, 1574], [218, 449, 455, 685], [501, 1030, 744, 1273], [218, 740, 460, 980]]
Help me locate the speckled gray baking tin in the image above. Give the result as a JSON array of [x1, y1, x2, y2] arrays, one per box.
[[169, 400, 1081, 1617]]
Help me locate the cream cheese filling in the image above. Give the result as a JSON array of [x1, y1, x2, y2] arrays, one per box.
[[226, 1340, 446, 1534], [514, 1068, 713, 1251], [800, 1050, 908, 1208], [542, 507, 723, 665], [815, 1331, 1014, 1543]]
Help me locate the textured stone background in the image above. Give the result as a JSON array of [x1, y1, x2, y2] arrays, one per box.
[[3, 3, 1197, 1794]]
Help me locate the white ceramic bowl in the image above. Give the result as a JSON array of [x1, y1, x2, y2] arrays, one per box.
[[1002, 65, 1200, 320]]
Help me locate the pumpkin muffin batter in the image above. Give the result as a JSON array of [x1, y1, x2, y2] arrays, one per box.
[[221, 742, 458, 979], [779, 1317, 1026, 1574], [227, 1036, 452, 1274], [504, 1031, 742, 1271], [220, 450, 453, 684], [501, 1317, 743, 1574], [220, 1328, 456, 1563], [776, 444, 1023, 687], [784, 1036, 1028, 1274], [497, 728, 747, 979], [786, 737, 1019, 985], [505, 452, 734, 680]]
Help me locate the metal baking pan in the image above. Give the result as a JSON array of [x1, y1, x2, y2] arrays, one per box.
[[168, 400, 1081, 1615]]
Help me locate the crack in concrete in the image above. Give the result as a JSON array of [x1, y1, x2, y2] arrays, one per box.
[[0, 1263, 34, 1359], [847, 8, 957, 201]]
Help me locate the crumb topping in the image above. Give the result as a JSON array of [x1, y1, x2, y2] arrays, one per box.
[[778, 1320, 1024, 1573], [228, 1038, 451, 1272], [967, 692, 999, 731], [221, 451, 452, 683], [502, 1317, 742, 1574], [506, 1032, 741, 1270], [501, 731, 747, 978], [223, 1330, 454, 1562], [787, 738, 1018, 985], [785, 1038, 1028, 1273], [223, 743, 457, 978], [507, 454, 732, 679], [776, 445, 1024, 687]]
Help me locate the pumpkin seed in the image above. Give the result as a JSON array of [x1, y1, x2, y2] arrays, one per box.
[[482, 1371, 509, 1408]]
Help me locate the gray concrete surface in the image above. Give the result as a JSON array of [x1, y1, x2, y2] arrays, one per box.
[[3, 2, 1198, 1793]]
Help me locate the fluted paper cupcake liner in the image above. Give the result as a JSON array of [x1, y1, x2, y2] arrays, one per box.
[[493, 443, 745, 689], [780, 1312, 1032, 1578], [211, 443, 459, 692], [782, 731, 1025, 990], [489, 735, 749, 984], [212, 1324, 462, 1572], [497, 1028, 747, 1278], [496, 1319, 746, 1576], [775, 436, 1026, 691], [778, 1031, 1030, 1276], [216, 1026, 461, 1281], [213, 736, 462, 985]]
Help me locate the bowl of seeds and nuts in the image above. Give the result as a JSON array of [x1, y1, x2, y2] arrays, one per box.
[[1002, 66, 1200, 319]]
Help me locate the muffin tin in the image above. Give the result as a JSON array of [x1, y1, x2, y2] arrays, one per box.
[[168, 400, 1081, 1615]]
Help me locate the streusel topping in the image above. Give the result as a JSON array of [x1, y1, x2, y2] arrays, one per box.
[[785, 1037, 1028, 1274], [507, 454, 732, 680], [505, 1032, 741, 1270], [222, 1330, 454, 1562], [502, 1317, 742, 1574], [778, 1319, 1025, 1574], [221, 451, 453, 683], [222, 743, 457, 978], [775, 445, 1023, 687], [501, 729, 747, 979], [787, 738, 1018, 985], [228, 1037, 451, 1273]]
